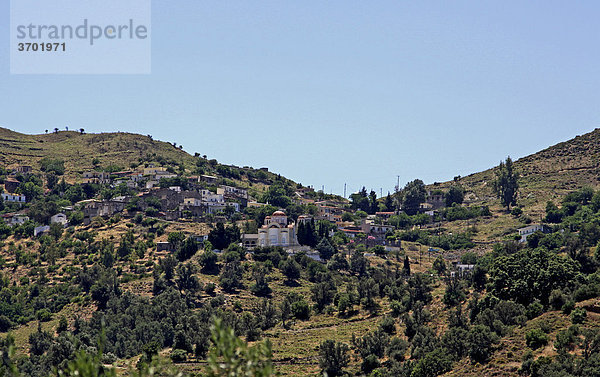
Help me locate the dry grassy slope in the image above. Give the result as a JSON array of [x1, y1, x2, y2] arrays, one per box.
[[0, 127, 292, 195], [428, 128, 600, 241], [436, 128, 600, 205], [0, 127, 197, 177]]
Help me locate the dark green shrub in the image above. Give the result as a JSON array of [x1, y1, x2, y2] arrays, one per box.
[[170, 349, 187, 363], [319, 340, 350, 377], [562, 300, 575, 315], [571, 308, 587, 324], [525, 328, 548, 349]]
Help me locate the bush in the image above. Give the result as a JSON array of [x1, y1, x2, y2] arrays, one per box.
[[170, 349, 187, 363], [361, 354, 380, 375], [442, 205, 489, 222], [525, 328, 548, 349], [291, 300, 311, 320], [526, 301, 544, 319], [206, 318, 275, 376], [353, 330, 389, 359], [199, 251, 219, 274], [370, 245, 386, 258], [554, 325, 579, 352], [279, 257, 301, 282], [379, 316, 396, 335], [467, 325, 498, 363], [57, 316, 68, 333], [40, 157, 65, 175], [36, 309, 52, 322], [337, 294, 351, 315], [571, 308, 587, 324], [219, 260, 244, 292], [549, 289, 566, 310], [0, 315, 12, 332], [573, 284, 599, 302], [204, 282, 216, 296], [390, 300, 406, 317], [432, 256, 446, 275], [562, 300, 575, 315], [319, 340, 350, 377], [411, 348, 454, 377]]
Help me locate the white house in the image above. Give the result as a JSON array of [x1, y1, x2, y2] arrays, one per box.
[[206, 202, 240, 214], [82, 171, 111, 184], [518, 224, 551, 242], [50, 213, 68, 226], [183, 197, 203, 207], [360, 219, 394, 235], [143, 166, 167, 176], [34, 225, 50, 237], [191, 234, 209, 243], [156, 241, 174, 252], [1, 193, 26, 204], [1, 213, 29, 226], [217, 185, 248, 199], [200, 189, 224, 203], [200, 175, 218, 184], [128, 173, 144, 182], [155, 172, 178, 180]]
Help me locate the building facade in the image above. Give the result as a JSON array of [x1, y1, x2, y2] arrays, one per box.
[[257, 211, 298, 247]]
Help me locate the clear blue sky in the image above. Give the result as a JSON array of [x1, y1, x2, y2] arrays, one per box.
[[1, 1, 599, 197]]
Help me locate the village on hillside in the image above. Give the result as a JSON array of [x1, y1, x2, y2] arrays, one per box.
[[0, 136, 599, 377], [0, 157, 532, 272]]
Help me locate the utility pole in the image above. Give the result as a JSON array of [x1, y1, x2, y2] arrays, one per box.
[[344, 183, 346, 199], [396, 175, 400, 193]]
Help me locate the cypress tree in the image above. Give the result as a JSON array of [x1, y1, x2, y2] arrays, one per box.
[[403, 256, 411, 277]]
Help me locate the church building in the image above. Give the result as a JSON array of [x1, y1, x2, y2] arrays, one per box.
[[257, 210, 298, 247]]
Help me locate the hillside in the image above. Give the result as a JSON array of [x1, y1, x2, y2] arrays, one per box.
[[429, 128, 600, 242], [0, 127, 195, 175], [0, 127, 291, 192], [0, 126, 599, 377], [448, 128, 600, 206]]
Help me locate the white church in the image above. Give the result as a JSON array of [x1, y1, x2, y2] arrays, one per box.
[[257, 210, 298, 247]]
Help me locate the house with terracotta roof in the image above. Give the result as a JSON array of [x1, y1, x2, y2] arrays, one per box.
[[375, 211, 396, 219], [340, 227, 364, 238]]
